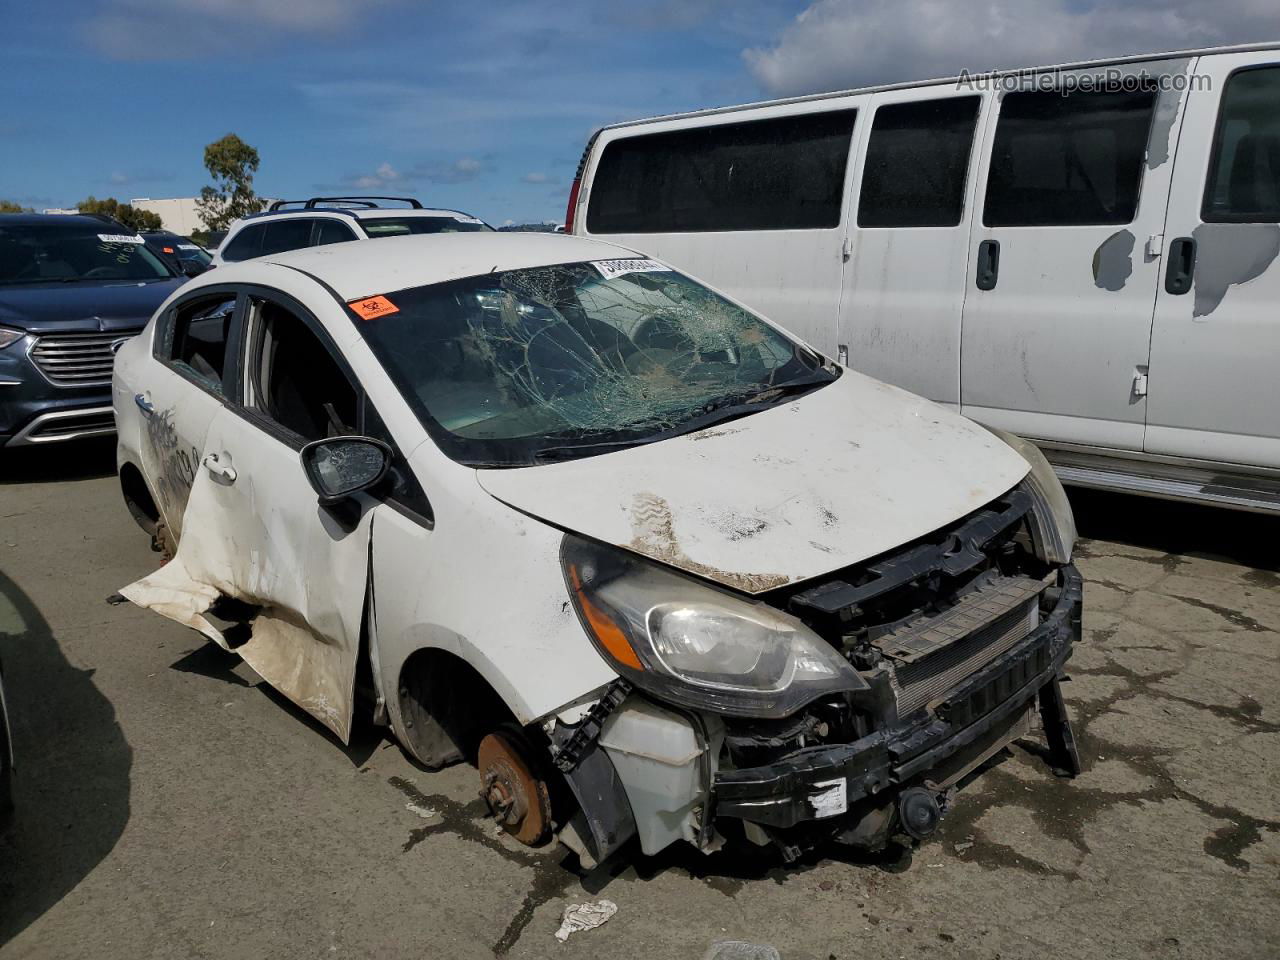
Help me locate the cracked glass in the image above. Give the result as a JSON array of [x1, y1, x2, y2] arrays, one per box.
[[353, 260, 835, 466]]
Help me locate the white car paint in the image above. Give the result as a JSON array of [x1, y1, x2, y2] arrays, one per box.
[[479, 370, 1027, 594], [113, 231, 1068, 861]]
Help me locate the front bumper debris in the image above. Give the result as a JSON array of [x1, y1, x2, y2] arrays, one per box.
[[713, 565, 1082, 832]]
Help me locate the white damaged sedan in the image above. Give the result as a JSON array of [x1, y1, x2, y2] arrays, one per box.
[[112, 232, 1082, 865]]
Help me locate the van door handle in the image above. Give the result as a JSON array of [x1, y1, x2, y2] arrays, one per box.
[[1164, 236, 1196, 295], [202, 453, 237, 484], [975, 239, 1000, 291], [134, 393, 154, 418]]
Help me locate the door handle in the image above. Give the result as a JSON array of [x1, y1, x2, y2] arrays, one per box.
[[1164, 236, 1196, 295], [134, 393, 155, 418], [202, 453, 237, 484], [975, 239, 1000, 291]]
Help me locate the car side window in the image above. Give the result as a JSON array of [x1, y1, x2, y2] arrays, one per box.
[[858, 97, 981, 228], [246, 297, 359, 446], [361, 399, 434, 523], [1203, 66, 1280, 223], [220, 224, 265, 262], [159, 293, 237, 395], [315, 219, 358, 246], [983, 87, 1157, 227], [260, 219, 316, 256]]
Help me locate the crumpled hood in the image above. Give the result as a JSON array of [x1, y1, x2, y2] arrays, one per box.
[[0, 278, 184, 332], [478, 371, 1030, 594]]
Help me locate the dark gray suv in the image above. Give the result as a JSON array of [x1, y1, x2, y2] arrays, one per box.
[[0, 214, 186, 448]]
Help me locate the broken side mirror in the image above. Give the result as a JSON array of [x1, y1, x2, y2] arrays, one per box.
[[299, 436, 392, 507]]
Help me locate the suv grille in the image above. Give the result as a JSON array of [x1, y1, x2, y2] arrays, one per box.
[[30, 332, 132, 386]]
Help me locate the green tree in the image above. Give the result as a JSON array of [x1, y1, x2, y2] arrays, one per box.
[[0, 200, 32, 213], [77, 196, 163, 231], [195, 133, 266, 231]]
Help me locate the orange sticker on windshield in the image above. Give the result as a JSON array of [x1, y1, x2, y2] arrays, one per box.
[[348, 295, 400, 320]]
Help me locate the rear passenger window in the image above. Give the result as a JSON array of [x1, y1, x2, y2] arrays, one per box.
[[220, 224, 265, 262], [260, 219, 316, 256], [162, 294, 237, 394], [315, 219, 357, 246], [1203, 66, 1280, 222], [858, 97, 980, 227], [983, 88, 1156, 227], [587, 110, 857, 233]]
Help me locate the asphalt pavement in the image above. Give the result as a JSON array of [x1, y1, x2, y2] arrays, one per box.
[[1, 439, 1277, 959]]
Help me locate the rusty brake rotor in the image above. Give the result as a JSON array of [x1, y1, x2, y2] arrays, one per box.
[[477, 728, 552, 846]]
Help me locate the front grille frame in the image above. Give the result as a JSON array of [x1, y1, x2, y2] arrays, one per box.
[[28, 331, 134, 387]]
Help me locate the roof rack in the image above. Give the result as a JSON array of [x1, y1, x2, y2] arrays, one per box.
[[268, 196, 423, 211]]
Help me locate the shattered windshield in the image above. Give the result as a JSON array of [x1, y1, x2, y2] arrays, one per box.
[[352, 258, 836, 466]]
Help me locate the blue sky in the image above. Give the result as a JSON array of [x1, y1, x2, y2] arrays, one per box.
[[2, 1, 1273, 225], [0, 1, 806, 224]]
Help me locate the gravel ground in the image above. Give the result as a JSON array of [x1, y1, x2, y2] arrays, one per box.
[[1, 439, 1277, 960]]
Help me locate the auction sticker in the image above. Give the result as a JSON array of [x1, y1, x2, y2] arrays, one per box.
[[591, 258, 672, 280], [98, 233, 144, 244], [348, 295, 400, 320], [453, 215, 485, 225]]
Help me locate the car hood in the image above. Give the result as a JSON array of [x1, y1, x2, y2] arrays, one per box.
[[0, 278, 184, 333], [477, 371, 1030, 594]]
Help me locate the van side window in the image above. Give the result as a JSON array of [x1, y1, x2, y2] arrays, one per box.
[[247, 298, 358, 445], [161, 293, 237, 394], [1203, 66, 1280, 223], [260, 219, 317, 256], [586, 110, 857, 233], [983, 88, 1156, 227], [220, 224, 265, 262], [858, 97, 980, 227]]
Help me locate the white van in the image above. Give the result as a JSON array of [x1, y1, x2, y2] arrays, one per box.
[[568, 44, 1280, 513]]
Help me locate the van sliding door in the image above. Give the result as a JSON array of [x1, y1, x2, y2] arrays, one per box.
[[836, 88, 988, 408], [958, 59, 1192, 451], [1147, 53, 1280, 470]]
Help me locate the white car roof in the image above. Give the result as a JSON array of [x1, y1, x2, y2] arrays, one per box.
[[249, 232, 644, 301]]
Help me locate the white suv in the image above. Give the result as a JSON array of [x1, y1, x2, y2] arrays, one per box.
[[210, 196, 492, 265]]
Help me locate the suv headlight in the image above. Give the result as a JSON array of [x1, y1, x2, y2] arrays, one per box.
[[0, 327, 24, 350], [562, 535, 866, 718], [987, 427, 1077, 564]]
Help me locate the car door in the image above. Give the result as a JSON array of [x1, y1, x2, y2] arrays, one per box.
[[124, 286, 378, 741], [837, 87, 987, 407], [1146, 53, 1280, 470], [959, 59, 1192, 450], [136, 288, 241, 538]]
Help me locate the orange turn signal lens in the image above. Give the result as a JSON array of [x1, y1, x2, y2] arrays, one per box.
[[569, 565, 643, 671]]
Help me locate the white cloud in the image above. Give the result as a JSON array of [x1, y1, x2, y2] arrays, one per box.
[[85, 0, 399, 59], [744, 0, 1280, 97], [520, 172, 560, 185], [323, 157, 491, 194]]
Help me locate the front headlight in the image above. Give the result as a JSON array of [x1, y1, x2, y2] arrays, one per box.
[[0, 327, 24, 350], [562, 535, 866, 718], [987, 427, 1077, 564]]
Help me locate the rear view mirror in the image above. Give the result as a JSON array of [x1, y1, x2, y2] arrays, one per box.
[[299, 436, 392, 505], [181, 260, 208, 277]]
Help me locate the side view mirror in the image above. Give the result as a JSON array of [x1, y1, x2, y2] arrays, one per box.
[[181, 260, 208, 277], [299, 436, 392, 506]]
